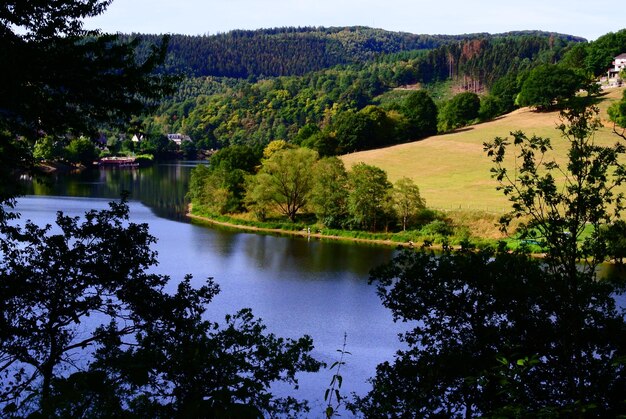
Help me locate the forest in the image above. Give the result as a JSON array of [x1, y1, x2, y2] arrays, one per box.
[[30, 27, 626, 163], [137, 28, 585, 78], [134, 31, 586, 151], [3, 1, 626, 416]]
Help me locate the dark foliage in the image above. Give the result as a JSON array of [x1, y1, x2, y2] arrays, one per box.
[[402, 91, 438, 139], [516, 64, 589, 110], [0, 0, 174, 199], [0, 198, 321, 417], [353, 245, 626, 417], [353, 104, 626, 417], [137, 27, 521, 78]]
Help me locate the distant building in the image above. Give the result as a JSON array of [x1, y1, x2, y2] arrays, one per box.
[[167, 133, 192, 146], [607, 53, 626, 86], [131, 134, 144, 143]]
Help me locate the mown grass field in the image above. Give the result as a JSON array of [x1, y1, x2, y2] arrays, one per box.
[[341, 87, 626, 215]]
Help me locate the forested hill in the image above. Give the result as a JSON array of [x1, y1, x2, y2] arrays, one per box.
[[133, 27, 585, 78]]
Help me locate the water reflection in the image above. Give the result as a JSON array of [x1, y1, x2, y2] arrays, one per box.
[[21, 162, 207, 220], [16, 163, 407, 415], [12, 194, 403, 416]]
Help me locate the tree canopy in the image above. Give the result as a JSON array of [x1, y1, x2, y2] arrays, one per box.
[[0, 0, 173, 202], [0, 199, 321, 416], [245, 147, 319, 222], [0, 3, 322, 417], [352, 104, 626, 417], [402, 90, 438, 140], [438, 91, 480, 131], [516, 64, 588, 110]]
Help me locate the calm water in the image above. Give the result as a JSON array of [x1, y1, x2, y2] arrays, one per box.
[[17, 163, 404, 416]]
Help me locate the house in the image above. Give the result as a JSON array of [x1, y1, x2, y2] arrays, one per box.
[[167, 133, 192, 146], [131, 134, 144, 143], [607, 53, 626, 86]]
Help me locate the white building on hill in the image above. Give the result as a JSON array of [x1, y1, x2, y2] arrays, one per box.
[[167, 133, 192, 146], [607, 53, 626, 86]]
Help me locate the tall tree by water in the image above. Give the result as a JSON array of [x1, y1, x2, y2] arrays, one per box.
[[245, 147, 319, 222]]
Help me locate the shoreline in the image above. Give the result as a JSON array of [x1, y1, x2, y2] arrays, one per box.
[[185, 207, 553, 259], [186, 210, 422, 249]]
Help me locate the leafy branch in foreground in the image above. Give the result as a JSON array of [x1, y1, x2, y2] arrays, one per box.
[[0, 198, 321, 417], [353, 103, 626, 417], [325, 333, 351, 418], [485, 104, 626, 272]]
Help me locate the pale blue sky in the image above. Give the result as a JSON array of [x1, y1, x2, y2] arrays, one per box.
[[84, 0, 622, 41]]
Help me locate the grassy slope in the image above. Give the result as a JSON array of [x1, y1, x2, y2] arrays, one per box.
[[341, 87, 626, 213]]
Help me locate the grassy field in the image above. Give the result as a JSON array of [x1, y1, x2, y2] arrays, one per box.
[[341, 87, 626, 214]]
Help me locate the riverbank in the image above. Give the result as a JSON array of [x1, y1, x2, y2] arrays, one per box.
[[186, 205, 498, 250], [187, 211, 416, 248]]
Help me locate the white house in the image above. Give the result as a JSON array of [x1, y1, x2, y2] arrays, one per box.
[[607, 53, 626, 86], [614, 53, 626, 72], [167, 133, 192, 146]]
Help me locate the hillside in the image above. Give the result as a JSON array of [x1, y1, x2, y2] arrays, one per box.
[[341, 87, 626, 213], [135, 27, 584, 78]]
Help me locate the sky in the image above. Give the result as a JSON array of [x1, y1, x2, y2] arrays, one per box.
[[83, 0, 623, 41]]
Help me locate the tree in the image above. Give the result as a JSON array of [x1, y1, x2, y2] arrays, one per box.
[[582, 29, 626, 76], [487, 104, 625, 274], [602, 220, 626, 265], [402, 90, 438, 140], [347, 163, 393, 231], [0, 198, 171, 414], [352, 104, 626, 416], [0, 198, 321, 416], [263, 139, 295, 159], [64, 136, 99, 165], [139, 135, 177, 159], [0, 2, 171, 142], [331, 110, 369, 153], [310, 157, 349, 228], [516, 64, 586, 110], [245, 147, 319, 222], [188, 145, 262, 214], [33, 136, 63, 161], [608, 89, 626, 139], [489, 71, 522, 114], [0, 3, 322, 416], [357, 105, 396, 150], [478, 94, 504, 121], [179, 139, 197, 159], [438, 91, 480, 131], [0, 0, 172, 202], [330, 106, 396, 153], [392, 177, 425, 231]]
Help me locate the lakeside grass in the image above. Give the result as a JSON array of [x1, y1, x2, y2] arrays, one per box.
[[341, 87, 626, 212], [188, 204, 516, 250]]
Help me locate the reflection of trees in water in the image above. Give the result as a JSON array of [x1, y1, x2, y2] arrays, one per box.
[[240, 233, 393, 276], [25, 163, 200, 220]]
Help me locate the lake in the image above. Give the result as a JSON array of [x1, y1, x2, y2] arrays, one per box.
[[16, 162, 406, 416]]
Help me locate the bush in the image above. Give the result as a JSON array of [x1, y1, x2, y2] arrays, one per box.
[[419, 220, 453, 238]]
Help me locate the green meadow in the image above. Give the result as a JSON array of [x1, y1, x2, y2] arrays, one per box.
[[342, 87, 626, 215]]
